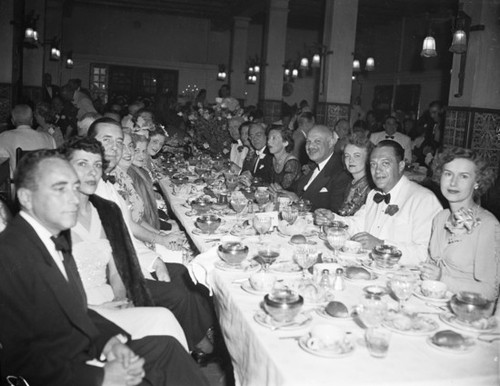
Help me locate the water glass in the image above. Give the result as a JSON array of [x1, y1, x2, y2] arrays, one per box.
[[280, 206, 299, 225], [253, 216, 272, 243], [326, 227, 348, 256], [294, 245, 319, 279], [365, 327, 391, 358], [389, 270, 419, 312], [357, 295, 388, 328]]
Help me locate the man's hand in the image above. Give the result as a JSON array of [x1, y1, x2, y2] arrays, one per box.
[[420, 262, 442, 281], [238, 171, 252, 187], [103, 357, 145, 386], [153, 258, 171, 282], [314, 208, 335, 225], [102, 338, 137, 366], [351, 232, 383, 250]]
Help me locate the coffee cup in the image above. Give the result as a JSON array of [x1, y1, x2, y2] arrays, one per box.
[[421, 280, 447, 299], [249, 272, 276, 292], [306, 324, 345, 350], [344, 240, 362, 254]]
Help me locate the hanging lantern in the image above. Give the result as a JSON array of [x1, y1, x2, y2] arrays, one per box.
[[292, 69, 299, 78], [421, 36, 437, 57], [311, 54, 321, 68], [352, 59, 361, 72], [365, 57, 375, 71], [66, 52, 74, 69], [217, 65, 227, 81], [299, 57, 309, 69], [449, 30, 467, 54], [284, 68, 290, 77], [248, 66, 255, 74], [253, 65, 260, 74]]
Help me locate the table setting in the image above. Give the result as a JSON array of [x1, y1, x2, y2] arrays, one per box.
[[158, 164, 499, 386]]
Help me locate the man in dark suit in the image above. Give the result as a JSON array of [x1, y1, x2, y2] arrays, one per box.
[[42, 73, 60, 102], [240, 122, 273, 184], [0, 150, 208, 386], [293, 125, 351, 211]]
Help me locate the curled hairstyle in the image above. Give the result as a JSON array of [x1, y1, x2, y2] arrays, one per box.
[[14, 149, 65, 191], [269, 126, 295, 153], [59, 136, 108, 171], [374, 140, 404, 163], [432, 146, 497, 198], [345, 132, 374, 153]]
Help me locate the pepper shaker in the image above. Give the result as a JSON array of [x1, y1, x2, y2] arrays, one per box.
[[333, 268, 345, 291]]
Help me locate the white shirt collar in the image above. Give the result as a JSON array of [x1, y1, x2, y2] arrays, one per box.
[[385, 175, 407, 201], [316, 152, 334, 172], [256, 146, 267, 157]]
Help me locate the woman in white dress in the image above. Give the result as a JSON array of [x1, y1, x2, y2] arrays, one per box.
[[62, 136, 188, 349]]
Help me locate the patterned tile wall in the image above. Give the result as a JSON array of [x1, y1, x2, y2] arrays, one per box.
[[317, 103, 350, 129]]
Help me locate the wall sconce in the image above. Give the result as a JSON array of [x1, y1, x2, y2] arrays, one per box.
[[291, 69, 298, 78], [247, 74, 257, 84], [22, 10, 39, 48], [365, 57, 375, 71], [217, 64, 227, 81], [50, 39, 61, 61], [420, 35, 437, 57], [311, 54, 321, 68], [66, 51, 74, 69], [352, 57, 375, 73], [352, 60, 361, 72], [299, 57, 309, 69]]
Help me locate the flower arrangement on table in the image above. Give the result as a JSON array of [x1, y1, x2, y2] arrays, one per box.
[[185, 97, 245, 157]]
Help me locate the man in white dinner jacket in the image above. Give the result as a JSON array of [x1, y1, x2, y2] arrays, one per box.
[[370, 116, 412, 163], [315, 140, 442, 265]]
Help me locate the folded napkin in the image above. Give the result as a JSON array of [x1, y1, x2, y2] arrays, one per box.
[[189, 246, 219, 294]]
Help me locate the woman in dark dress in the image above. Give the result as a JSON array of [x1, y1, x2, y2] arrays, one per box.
[[268, 126, 301, 191]]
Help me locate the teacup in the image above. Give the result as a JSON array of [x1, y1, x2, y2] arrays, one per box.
[[344, 240, 362, 254], [307, 324, 345, 350], [421, 280, 447, 299], [249, 272, 276, 292]]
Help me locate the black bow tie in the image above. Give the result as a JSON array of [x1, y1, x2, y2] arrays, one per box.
[[373, 192, 391, 204], [51, 233, 71, 254], [103, 174, 116, 184], [385, 135, 395, 139]]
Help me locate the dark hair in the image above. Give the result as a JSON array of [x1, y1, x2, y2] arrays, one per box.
[[352, 119, 368, 132], [35, 102, 56, 124], [87, 117, 122, 138], [384, 115, 397, 124], [59, 136, 108, 171], [148, 126, 167, 139], [269, 126, 295, 153], [239, 121, 252, 137], [374, 140, 405, 163], [429, 100, 443, 109], [130, 133, 148, 147], [14, 149, 65, 191], [432, 146, 497, 198]]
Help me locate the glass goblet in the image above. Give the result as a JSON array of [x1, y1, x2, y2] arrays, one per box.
[[254, 190, 270, 212], [253, 216, 272, 243], [258, 245, 280, 271], [389, 270, 419, 312], [326, 226, 348, 257], [293, 245, 319, 280], [280, 206, 299, 225], [230, 195, 247, 219]]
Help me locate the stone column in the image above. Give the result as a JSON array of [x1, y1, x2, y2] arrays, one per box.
[[260, 0, 289, 124], [444, 0, 500, 170], [316, 0, 358, 128], [230, 17, 251, 105], [0, 0, 15, 128]]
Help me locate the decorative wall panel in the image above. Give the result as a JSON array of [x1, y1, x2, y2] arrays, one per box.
[[316, 102, 350, 129]]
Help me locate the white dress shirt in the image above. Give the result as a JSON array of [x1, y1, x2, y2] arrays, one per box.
[[370, 131, 412, 163], [336, 175, 442, 264], [253, 146, 267, 173], [303, 152, 334, 191], [20, 211, 68, 280]]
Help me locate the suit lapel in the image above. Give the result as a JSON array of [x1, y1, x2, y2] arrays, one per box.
[[14, 217, 99, 338]]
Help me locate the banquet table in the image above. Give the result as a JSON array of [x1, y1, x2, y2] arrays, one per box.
[[159, 177, 499, 386]]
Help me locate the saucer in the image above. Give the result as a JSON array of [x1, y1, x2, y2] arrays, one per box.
[[298, 335, 355, 358], [241, 281, 267, 296], [426, 336, 476, 354], [254, 310, 312, 331], [362, 260, 400, 274], [214, 260, 260, 273], [383, 314, 439, 336], [413, 288, 452, 304], [439, 312, 498, 333]]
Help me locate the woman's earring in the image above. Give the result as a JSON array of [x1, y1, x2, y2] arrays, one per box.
[[474, 184, 479, 190]]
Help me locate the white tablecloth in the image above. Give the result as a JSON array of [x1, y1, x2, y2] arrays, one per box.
[[159, 178, 500, 386]]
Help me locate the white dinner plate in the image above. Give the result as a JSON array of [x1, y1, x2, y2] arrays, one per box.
[[254, 310, 312, 331], [426, 336, 476, 354], [383, 315, 439, 336], [192, 227, 229, 237], [439, 312, 498, 333], [241, 281, 267, 296], [298, 335, 356, 358], [361, 260, 400, 275], [214, 260, 260, 273], [413, 288, 453, 304]]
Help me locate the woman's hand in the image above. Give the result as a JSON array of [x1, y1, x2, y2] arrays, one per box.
[[158, 232, 185, 251], [420, 262, 442, 280]]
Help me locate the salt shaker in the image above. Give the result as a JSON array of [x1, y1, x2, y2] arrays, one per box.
[[247, 200, 254, 214], [333, 268, 345, 291], [319, 269, 331, 290]]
